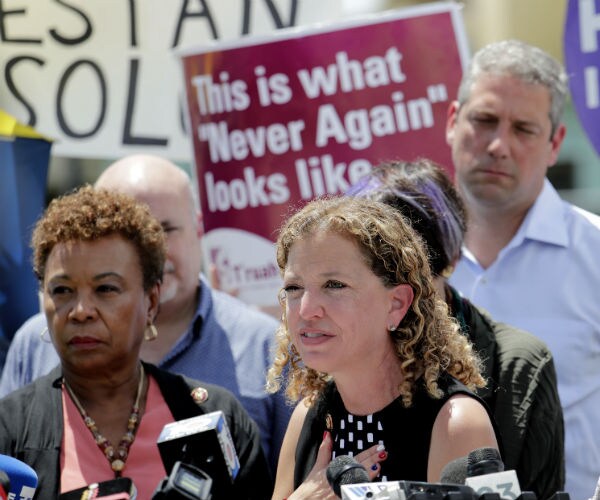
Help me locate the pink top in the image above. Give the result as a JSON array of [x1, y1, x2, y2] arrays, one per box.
[[61, 375, 175, 499]]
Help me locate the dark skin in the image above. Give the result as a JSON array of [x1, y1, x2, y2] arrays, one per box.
[[43, 235, 159, 449]]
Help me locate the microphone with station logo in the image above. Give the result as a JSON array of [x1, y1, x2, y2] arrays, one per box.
[[0, 455, 37, 500], [155, 410, 240, 499]]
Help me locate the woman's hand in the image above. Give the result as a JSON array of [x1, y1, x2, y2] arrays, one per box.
[[287, 432, 337, 500], [353, 442, 388, 479], [287, 434, 388, 499]]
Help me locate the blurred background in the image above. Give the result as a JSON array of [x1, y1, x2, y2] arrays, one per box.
[[44, 0, 599, 213]]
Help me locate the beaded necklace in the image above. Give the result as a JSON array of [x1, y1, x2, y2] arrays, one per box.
[[63, 365, 146, 476]]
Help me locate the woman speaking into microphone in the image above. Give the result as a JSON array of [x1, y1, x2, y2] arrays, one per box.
[[0, 186, 271, 499], [267, 196, 499, 500]]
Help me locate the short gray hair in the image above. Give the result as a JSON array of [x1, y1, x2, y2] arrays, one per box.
[[457, 40, 568, 135]]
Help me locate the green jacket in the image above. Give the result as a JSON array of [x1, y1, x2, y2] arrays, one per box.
[[449, 285, 565, 500]]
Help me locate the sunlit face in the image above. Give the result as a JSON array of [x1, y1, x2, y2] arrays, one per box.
[[133, 189, 202, 307], [446, 73, 565, 213], [43, 235, 159, 374], [281, 231, 410, 376]]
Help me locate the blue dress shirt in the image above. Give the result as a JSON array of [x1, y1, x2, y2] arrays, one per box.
[[450, 179, 600, 500]]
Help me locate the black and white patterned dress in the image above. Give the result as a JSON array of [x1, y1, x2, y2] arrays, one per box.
[[332, 412, 388, 480], [293, 372, 499, 487]]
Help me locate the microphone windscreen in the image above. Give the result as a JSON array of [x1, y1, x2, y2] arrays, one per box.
[[467, 447, 504, 476], [467, 447, 501, 464], [440, 456, 468, 485], [326, 455, 369, 497], [0, 454, 37, 500]]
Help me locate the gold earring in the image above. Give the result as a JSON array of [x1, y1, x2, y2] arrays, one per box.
[[40, 327, 52, 343], [440, 265, 455, 279], [145, 324, 158, 341]]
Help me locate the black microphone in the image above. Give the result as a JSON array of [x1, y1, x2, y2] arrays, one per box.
[[461, 448, 537, 500], [152, 461, 212, 499], [440, 455, 468, 485], [339, 479, 477, 499], [329, 455, 477, 500], [467, 448, 504, 477], [330, 454, 478, 500], [326, 455, 370, 497], [457, 451, 570, 500], [156, 411, 240, 499]]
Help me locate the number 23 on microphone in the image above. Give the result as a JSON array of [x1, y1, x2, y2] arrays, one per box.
[[465, 470, 521, 499]]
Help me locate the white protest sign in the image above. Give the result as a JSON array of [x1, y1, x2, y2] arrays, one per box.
[[0, 0, 340, 160]]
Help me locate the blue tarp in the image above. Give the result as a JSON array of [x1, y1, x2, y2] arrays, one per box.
[[0, 134, 51, 341]]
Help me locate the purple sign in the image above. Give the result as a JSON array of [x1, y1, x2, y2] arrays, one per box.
[[565, 0, 600, 155]]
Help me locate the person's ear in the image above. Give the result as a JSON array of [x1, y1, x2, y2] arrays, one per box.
[[147, 282, 161, 322], [387, 284, 414, 330], [446, 100, 460, 146], [547, 123, 566, 168]]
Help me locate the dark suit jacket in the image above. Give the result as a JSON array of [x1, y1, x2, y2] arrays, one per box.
[[449, 286, 564, 499]]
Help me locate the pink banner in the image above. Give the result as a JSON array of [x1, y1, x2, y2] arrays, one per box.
[[180, 3, 469, 306]]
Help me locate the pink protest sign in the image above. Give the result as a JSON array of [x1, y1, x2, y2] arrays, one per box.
[[179, 3, 469, 306]]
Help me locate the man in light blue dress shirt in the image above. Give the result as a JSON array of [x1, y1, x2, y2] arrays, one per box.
[[0, 155, 292, 473], [446, 39, 600, 500]]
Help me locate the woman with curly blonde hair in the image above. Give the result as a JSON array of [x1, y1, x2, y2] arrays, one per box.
[[267, 196, 498, 500]]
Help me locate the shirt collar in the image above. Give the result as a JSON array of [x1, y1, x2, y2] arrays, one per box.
[[513, 178, 569, 248]]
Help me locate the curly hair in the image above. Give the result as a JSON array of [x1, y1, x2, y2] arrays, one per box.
[[32, 185, 166, 290], [265, 196, 484, 408]]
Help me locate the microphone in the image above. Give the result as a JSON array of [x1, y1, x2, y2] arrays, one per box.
[[440, 456, 468, 485], [461, 448, 535, 500], [440, 451, 570, 500], [467, 448, 504, 476], [156, 410, 240, 498], [59, 477, 137, 499], [0, 455, 38, 500], [327, 457, 477, 500], [152, 461, 212, 499], [326, 455, 370, 497], [340, 480, 478, 500]]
